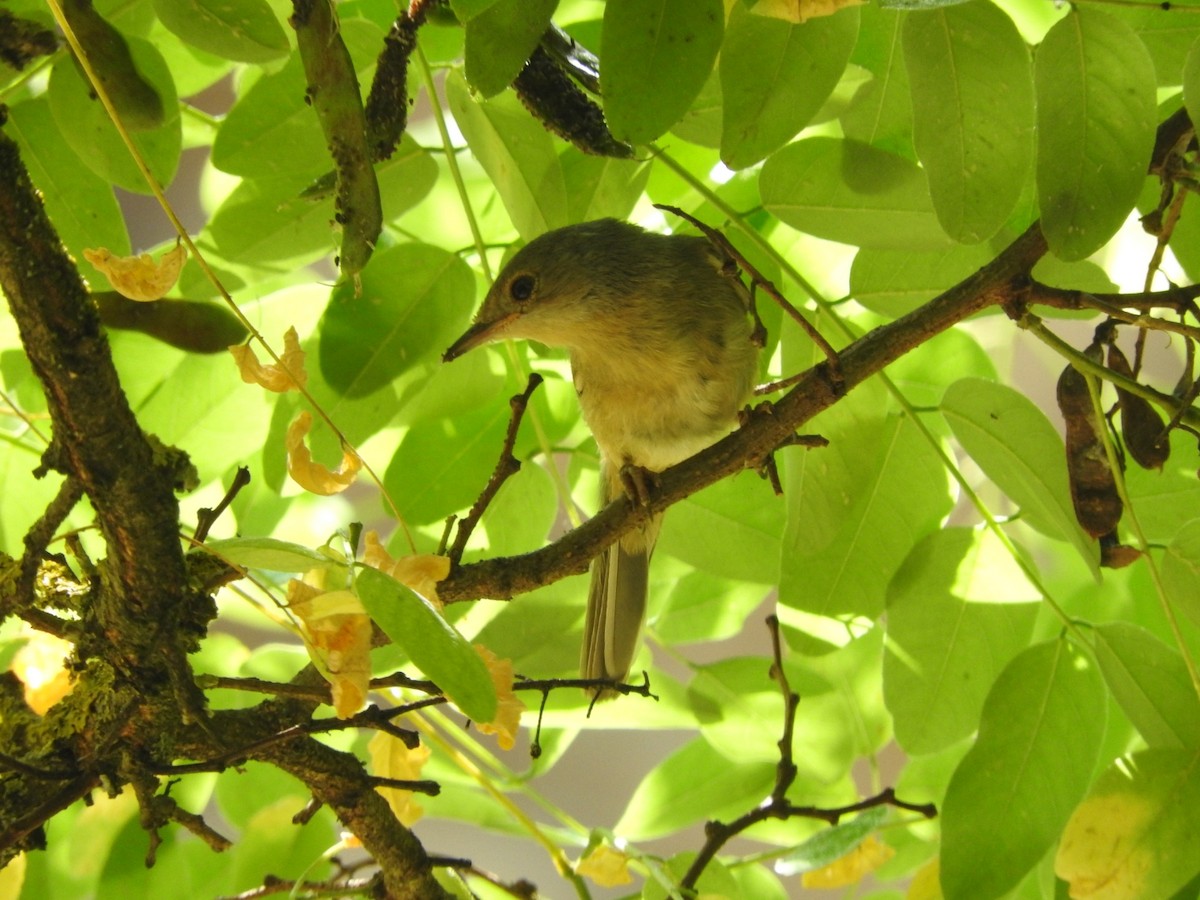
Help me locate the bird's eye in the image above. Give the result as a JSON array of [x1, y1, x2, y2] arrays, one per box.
[[509, 274, 536, 302]]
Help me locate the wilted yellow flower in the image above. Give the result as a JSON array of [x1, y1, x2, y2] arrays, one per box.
[[362, 531, 449, 607], [84, 242, 187, 301], [577, 844, 633, 887], [288, 575, 372, 718], [368, 731, 432, 826], [801, 834, 894, 888], [286, 411, 361, 495], [229, 326, 307, 393], [472, 645, 524, 750]]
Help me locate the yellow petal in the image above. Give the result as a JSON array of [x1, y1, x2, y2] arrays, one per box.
[[229, 326, 307, 393], [577, 845, 634, 888], [11, 630, 74, 715], [472, 645, 525, 750], [286, 411, 361, 495], [367, 731, 432, 826], [801, 835, 894, 888], [907, 859, 942, 900], [361, 530, 450, 607], [288, 578, 372, 718], [84, 243, 187, 301]]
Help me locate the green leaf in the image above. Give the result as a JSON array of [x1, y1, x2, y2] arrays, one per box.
[[210, 19, 382, 179], [849, 243, 996, 317], [1185, 35, 1200, 132], [601, 0, 724, 145], [47, 37, 181, 193], [719, 3, 859, 170], [615, 736, 776, 840], [1161, 518, 1200, 630], [318, 244, 475, 396], [356, 566, 497, 723], [445, 71, 568, 240], [6, 97, 130, 286], [1056, 748, 1200, 900], [207, 135, 437, 267], [775, 806, 888, 876], [152, 0, 289, 64], [903, 1, 1034, 243], [941, 377, 1098, 572], [463, 0, 557, 97], [884, 528, 1040, 755], [657, 473, 783, 584], [1093, 622, 1200, 749], [841, 4, 913, 156], [449, 0, 502, 21], [779, 411, 952, 620], [760, 137, 951, 250], [561, 152, 650, 223], [1035, 8, 1157, 260], [201, 537, 329, 572], [940, 638, 1106, 900]]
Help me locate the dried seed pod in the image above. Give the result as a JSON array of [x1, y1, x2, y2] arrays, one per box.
[[1057, 343, 1122, 539], [94, 292, 247, 353], [514, 46, 635, 159], [1106, 341, 1170, 470], [364, 13, 422, 163]]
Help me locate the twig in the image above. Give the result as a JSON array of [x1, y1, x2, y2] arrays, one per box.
[[195, 466, 251, 542], [680, 616, 935, 890], [448, 373, 543, 563]]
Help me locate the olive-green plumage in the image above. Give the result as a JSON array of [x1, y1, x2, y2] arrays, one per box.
[[445, 219, 758, 696]]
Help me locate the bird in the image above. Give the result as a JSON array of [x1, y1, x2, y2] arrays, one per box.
[[444, 218, 759, 697]]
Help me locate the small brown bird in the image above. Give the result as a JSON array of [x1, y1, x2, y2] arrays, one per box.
[[444, 219, 759, 695]]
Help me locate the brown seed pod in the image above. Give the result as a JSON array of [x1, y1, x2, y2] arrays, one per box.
[[1106, 341, 1170, 470], [1057, 343, 1122, 539]]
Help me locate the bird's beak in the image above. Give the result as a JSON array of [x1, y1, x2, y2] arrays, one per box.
[[442, 312, 516, 362]]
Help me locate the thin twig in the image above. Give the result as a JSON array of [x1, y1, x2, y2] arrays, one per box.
[[448, 373, 543, 563], [195, 466, 251, 542], [680, 616, 935, 890]]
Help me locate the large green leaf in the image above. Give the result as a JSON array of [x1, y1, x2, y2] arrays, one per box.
[[6, 97, 129, 288], [601, 0, 724, 145], [210, 19, 381, 178], [779, 410, 952, 621], [463, 0, 557, 97], [760, 137, 951, 249], [1185, 35, 1200, 131], [615, 736, 776, 840], [841, 4, 913, 156], [318, 244, 475, 396], [1093, 622, 1200, 749], [152, 0, 288, 64], [849, 243, 995, 317], [356, 566, 497, 723], [1161, 518, 1200, 630], [1035, 8, 1157, 260], [47, 37, 181, 193], [445, 70, 569, 240], [941, 377, 1099, 572], [940, 638, 1106, 900], [719, 4, 859, 170], [903, 1, 1034, 243], [884, 528, 1039, 755]]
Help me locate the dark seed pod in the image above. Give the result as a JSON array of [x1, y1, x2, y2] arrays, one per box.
[[0, 11, 58, 71], [1106, 342, 1170, 470], [94, 292, 247, 354], [1057, 343, 1122, 539], [513, 46, 635, 159], [364, 13, 423, 163]]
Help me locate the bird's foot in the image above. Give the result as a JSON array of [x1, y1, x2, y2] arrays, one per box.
[[618, 463, 657, 508]]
